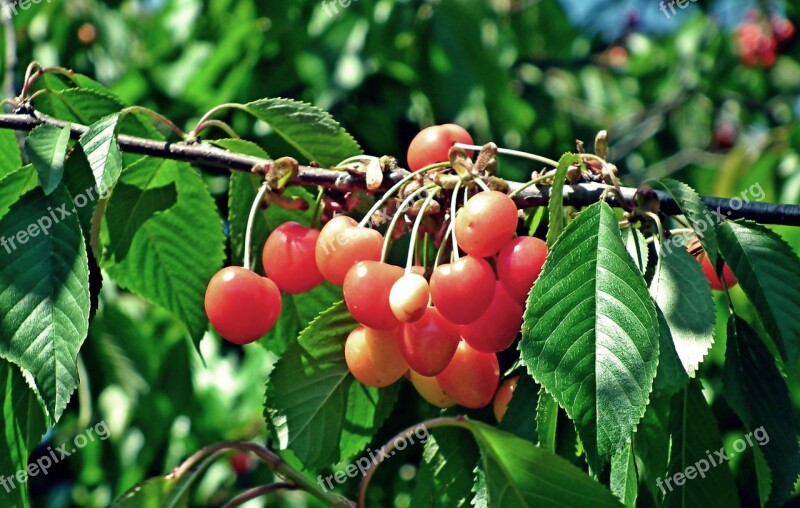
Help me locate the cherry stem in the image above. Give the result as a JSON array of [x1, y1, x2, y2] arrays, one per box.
[[450, 179, 463, 261], [19, 63, 74, 100], [358, 162, 448, 228], [197, 119, 241, 139], [406, 188, 441, 271], [507, 170, 560, 198], [310, 186, 325, 229], [332, 154, 379, 170], [120, 106, 188, 140], [474, 177, 490, 192], [222, 483, 299, 508], [453, 142, 559, 168], [244, 182, 269, 270], [643, 211, 665, 249], [190, 103, 251, 138], [380, 184, 437, 263], [433, 218, 453, 271]]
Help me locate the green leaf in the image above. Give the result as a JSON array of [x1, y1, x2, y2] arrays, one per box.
[[0, 129, 23, 179], [634, 396, 672, 502], [535, 388, 558, 451], [649, 243, 716, 377], [655, 179, 720, 266], [652, 308, 690, 398], [412, 428, 481, 508], [545, 152, 578, 246], [621, 227, 648, 274], [79, 114, 123, 194], [498, 373, 538, 443], [663, 381, 740, 508], [717, 220, 800, 365], [25, 124, 72, 195], [520, 201, 659, 470], [0, 166, 38, 224], [722, 316, 800, 508], [463, 421, 621, 507], [0, 188, 90, 421], [0, 361, 47, 508], [111, 475, 190, 508], [265, 302, 399, 469], [244, 98, 362, 166], [101, 158, 225, 342], [610, 442, 638, 507]]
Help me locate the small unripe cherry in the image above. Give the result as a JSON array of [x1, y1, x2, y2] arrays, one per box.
[[493, 376, 519, 423], [496, 236, 548, 304], [345, 326, 409, 388], [389, 272, 430, 323], [409, 370, 455, 408], [401, 307, 460, 376], [429, 255, 496, 325], [460, 281, 523, 353], [262, 222, 323, 294], [204, 266, 282, 345], [455, 191, 518, 257], [315, 215, 383, 286], [343, 261, 404, 330], [436, 341, 500, 409]]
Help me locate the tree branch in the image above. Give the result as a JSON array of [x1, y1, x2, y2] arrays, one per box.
[[0, 112, 797, 225]]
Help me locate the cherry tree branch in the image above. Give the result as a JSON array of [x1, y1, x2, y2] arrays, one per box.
[[0, 112, 798, 225]]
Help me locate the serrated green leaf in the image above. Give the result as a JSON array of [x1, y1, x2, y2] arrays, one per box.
[[546, 152, 578, 246], [652, 308, 690, 397], [265, 302, 399, 469], [717, 220, 800, 366], [79, 114, 123, 194], [723, 316, 800, 508], [471, 466, 488, 508], [25, 124, 72, 195], [520, 201, 659, 470], [412, 428, 480, 508], [634, 396, 671, 503], [498, 373, 538, 443], [611, 442, 638, 507], [0, 166, 38, 224], [621, 227, 648, 274], [0, 361, 47, 508], [463, 421, 621, 507], [535, 388, 558, 451], [649, 244, 716, 377], [655, 179, 720, 266], [0, 129, 23, 179], [0, 188, 90, 421], [244, 98, 361, 167], [663, 381, 740, 508], [101, 157, 225, 342]]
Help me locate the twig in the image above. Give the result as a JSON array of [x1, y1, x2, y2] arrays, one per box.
[[222, 483, 299, 508]]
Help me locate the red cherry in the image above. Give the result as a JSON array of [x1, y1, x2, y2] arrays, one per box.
[[409, 370, 455, 408], [204, 267, 282, 345], [262, 222, 323, 294], [343, 261, 404, 330], [698, 251, 737, 291], [455, 191, 518, 257], [429, 255, 496, 325], [460, 282, 522, 353], [493, 376, 519, 423], [229, 452, 253, 476], [406, 124, 474, 172], [345, 326, 409, 387], [436, 341, 500, 409], [389, 272, 430, 323], [772, 17, 795, 41], [496, 236, 548, 304], [315, 215, 383, 286], [401, 307, 460, 376]]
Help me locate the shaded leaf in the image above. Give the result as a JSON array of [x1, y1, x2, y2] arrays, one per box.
[[0, 166, 38, 224], [655, 179, 719, 266], [79, 114, 123, 194], [25, 124, 71, 195], [611, 442, 638, 507]]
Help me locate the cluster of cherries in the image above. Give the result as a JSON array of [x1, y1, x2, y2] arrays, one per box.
[[736, 12, 794, 68]]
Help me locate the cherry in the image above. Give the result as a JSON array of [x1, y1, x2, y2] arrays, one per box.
[[697, 250, 737, 291], [406, 124, 474, 172], [389, 272, 430, 323], [436, 341, 499, 409], [229, 452, 254, 476], [496, 236, 548, 304], [409, 370, 455, 408], [460, 281, 522, 353], [455, 191, 518, 257], [315, 215, 383, 286], [204, 266, 282, 345], [262, 222, 323, 294], [343, 261, 404, 330], [345, 326, 409, 388], [429, 255, 495, 325], [493, 376, 519, 423], [401, 307, 460, 376]]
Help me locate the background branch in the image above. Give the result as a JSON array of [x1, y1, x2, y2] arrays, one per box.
[[0, 112, 798, 226]]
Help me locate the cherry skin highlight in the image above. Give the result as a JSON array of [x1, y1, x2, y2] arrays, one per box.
[[315, 215, 383, 286], [204, 266, 282, 345], [343, 261, 404, 330], [262, 221, 324, 294], [406, 124, 474, 172], [344, 326, 409, 388], [496, 236, 548, 304], [389, 272, 430, 323], [401, 307, 460, 376], [455, 191, 518, 257], [429, 255, 496, 325], [460, 281, 523, 353], [409, 370, 455, 408], [493, 376, 520, 423], [436, 341, 500, 409]]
